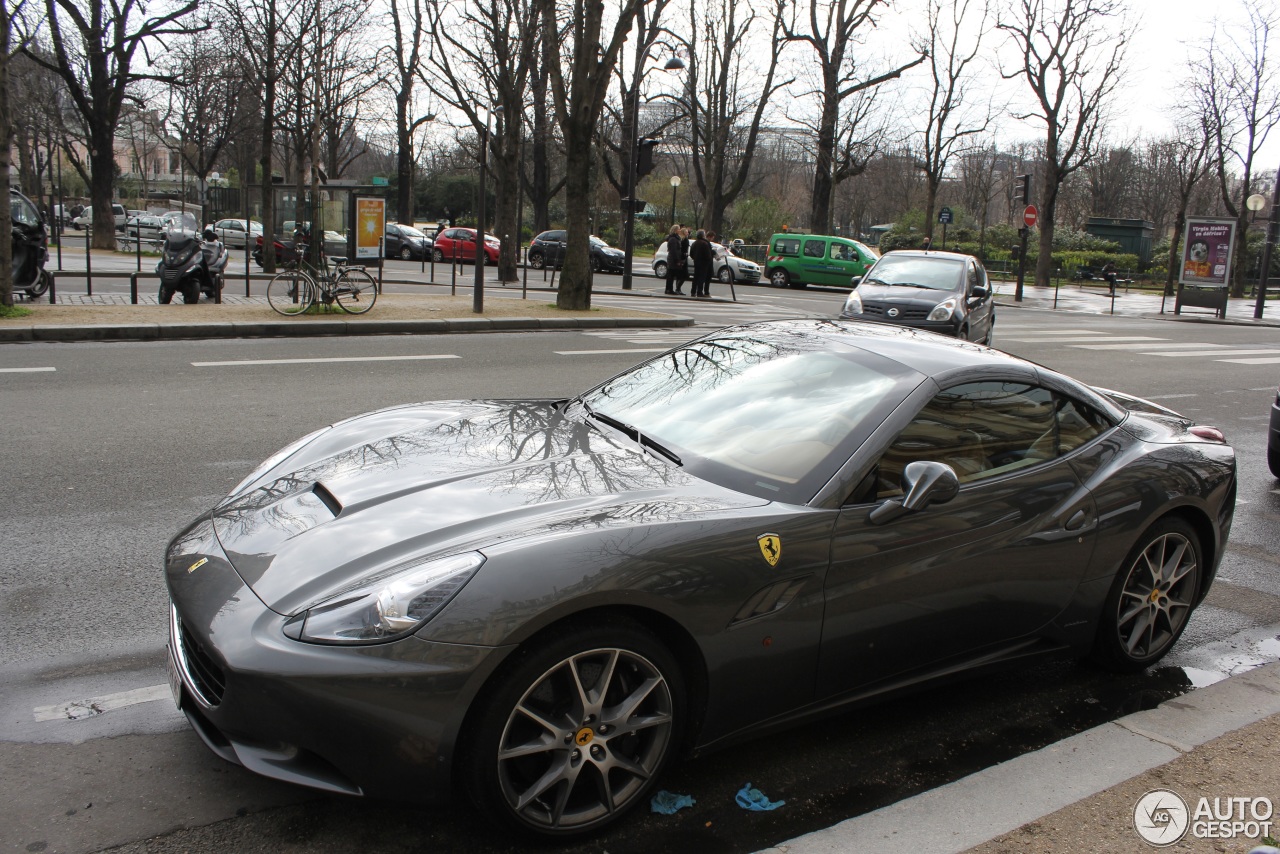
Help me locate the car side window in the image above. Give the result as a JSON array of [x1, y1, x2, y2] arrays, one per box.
[[1056, 395, 1113, 453], [871, 382, 1058, 498], [774, 238, 800, 256], [831, 243, 854, 261], [11, 194, 40, 226], [967, 264, 979, 293], [803, 239, 826, 258]]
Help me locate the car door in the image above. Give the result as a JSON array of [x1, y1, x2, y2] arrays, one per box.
[[817, 379, 1100, 697], [384, 224, 401, 256], [828, 239, 866, 284], [800, 238, 837, 284], [964, 261, 993, 340]]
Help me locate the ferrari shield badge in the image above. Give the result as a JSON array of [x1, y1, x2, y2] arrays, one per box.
[[757, 533, 782, 567]]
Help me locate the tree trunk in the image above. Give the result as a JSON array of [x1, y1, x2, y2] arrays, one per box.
[[809, 99, 838, 233], [260, 69, 277, 273], [494, 127, 520, 282], [0, 6, 13, 307], [557, 123, 593, 310], [1166, 207, 1186, 296], [1231, 207, 1249, 298], [88, 128, 118, 251], [396, 88, 413, 225], [923, 178, 939, 241]]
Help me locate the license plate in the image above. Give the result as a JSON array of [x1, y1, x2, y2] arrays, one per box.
[[166, 645, 183, 710]]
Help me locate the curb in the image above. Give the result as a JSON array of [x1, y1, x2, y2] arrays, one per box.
[[0, 314, 697, 343], [762, 661, 1280, 854]]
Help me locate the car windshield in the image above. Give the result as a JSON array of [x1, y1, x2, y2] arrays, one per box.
[[589, 236, 607, 246], [579, 323, 919, 502], [865, 255, 965, 291], [401, 226, 426, 238]]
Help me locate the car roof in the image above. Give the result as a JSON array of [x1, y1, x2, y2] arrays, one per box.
[[879, 249, 978, 263]]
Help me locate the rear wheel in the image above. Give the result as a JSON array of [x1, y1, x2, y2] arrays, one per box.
[[1268, 444, 1280, 479], [266, 270, 315, 316], [463, 621, 684, 837], [1090, 517, 1202, 672], [769, 268, 790, 288], [335, 268, 377, 314], [26, 270, 51, 298]]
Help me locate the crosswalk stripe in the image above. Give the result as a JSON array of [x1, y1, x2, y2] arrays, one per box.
[[192, 355, 460, 367], [556, 348, 672, 355], [999, 336, 1165, 343], [0, 367, 56, 373], [1150, 349, 1280, 358], [1218, 356, 1280, 364]]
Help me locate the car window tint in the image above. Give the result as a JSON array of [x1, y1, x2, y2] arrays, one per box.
[[875, 382, 1057, 498], [1057, 396, 1112, 453], [803, 240, 826, 258], [774, 238, 800, 256]]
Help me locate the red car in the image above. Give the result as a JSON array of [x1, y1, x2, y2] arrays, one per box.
[[432, 227, 500, 264]]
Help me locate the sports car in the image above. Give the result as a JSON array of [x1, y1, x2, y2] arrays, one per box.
[[165, 320, 1235, 837]]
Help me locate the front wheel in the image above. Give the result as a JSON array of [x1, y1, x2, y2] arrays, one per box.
[[181, 280, 200, 304], [266, 270, 316, 316], [529, 251, 546, 270], [432, 247, 445, 263], [335, 268, 377, 314], [463, 621, 684, 837], [653, 261, 668, 278], [1090, 517, 1202, 673], [399, 245, 412, 261], [1268, 444, 1280, 479], [769, 268, 790, 288], [157, 284, 175, 304], [718, 265, 734, 284]]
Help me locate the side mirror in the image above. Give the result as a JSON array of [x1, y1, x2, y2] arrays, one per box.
[[970, 285, 988, 300], [849, 276, 862, 287], [868, 461, 960, 524]]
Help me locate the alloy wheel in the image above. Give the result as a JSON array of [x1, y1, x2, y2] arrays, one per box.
[[1114, 531, 1199, 659]]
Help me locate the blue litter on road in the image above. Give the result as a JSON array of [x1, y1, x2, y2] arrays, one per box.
[[651, 790, 695, 814], [736, 782, 785, 811]]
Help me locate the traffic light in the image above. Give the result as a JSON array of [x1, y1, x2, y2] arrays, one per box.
[[1016, 174, 1031, 205], [635, 138, 659, 179]]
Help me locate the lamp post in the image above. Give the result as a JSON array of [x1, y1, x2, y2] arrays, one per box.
[[669, 175, 681, 228], [474, 106, 502, 314], [1251, 183, 1277, 319], [621, 56, 685, 291]]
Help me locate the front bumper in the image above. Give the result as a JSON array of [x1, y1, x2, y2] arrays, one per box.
[[1270, 397, 1280, 456], [165, 518, 508, 802], [839, 310, 960, 337]]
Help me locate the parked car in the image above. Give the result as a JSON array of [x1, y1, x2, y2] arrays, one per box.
[[212, 218, 264, 249], [253, 223, 347, 268], [1269, 380, 1280, 478], [164, 319, 1234, 838], [840, 249, 995, 345], [765, 233, 878, 288], [71, 203, 128, 231], [384, 222, 431, 260], [527, 230, 626, 273], [433, 226, 499, 264], [126, 215, 166, 242], [652, 240, 761, 283]]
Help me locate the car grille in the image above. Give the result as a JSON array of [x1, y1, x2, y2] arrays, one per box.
[[172, 605, 226, 706], [862, 303, 931, 319]]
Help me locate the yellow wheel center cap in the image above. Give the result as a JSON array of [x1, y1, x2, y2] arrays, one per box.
[[1149, 589, 1161, 603], [575, 727, 594, 746]]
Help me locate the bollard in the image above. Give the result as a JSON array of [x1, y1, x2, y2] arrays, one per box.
[[85, 233, 92, 296], [48, 271, 57, 304], [245, 236, 251, 297], [130, 272, 139, 304]]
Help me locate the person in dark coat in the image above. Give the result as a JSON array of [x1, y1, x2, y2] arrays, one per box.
[[664, 225, 683, 294], [690, 229, 715, 298], [674, 226, 691, 294]]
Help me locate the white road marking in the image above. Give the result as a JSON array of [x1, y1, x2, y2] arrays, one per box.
[[998, 336, 1165, 343], [192, 355, 460, 367], [1220, 356, 1280, 364], [555, 348, 672, 355], [34, 683, 171, 722], [0, 367, 56, 373], [1007, 328, 1111, 335], [1070, 342, 1224, 350], [1146, 349, 1280, 358], [1145, 393, 1199, 400]]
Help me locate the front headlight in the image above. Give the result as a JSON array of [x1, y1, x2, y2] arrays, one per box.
[[928, 297, 958, 322], [296, 551, 485, 644], [843, 291, 863, 315]]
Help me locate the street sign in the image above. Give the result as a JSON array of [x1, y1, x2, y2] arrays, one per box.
[[620, 198, 647, 213], [938, 207, 953, 224], [1023, 205, 1039, 228]]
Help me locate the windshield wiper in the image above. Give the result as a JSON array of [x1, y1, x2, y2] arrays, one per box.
[[580, 403, 682, 466]]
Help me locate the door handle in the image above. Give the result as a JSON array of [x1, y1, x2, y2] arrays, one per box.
[[1065, 509, 1088, 531]]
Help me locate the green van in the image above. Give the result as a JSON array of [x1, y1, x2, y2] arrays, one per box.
[[765, 233, 878, 288]]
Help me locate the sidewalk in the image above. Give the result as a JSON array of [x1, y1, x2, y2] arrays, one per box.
[[765, 661, 1280, 853]]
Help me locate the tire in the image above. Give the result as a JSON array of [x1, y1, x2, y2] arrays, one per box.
[[181, 281, 200, 304], [590, 255, 601, 273], [983, 322, 995, 347], [529, 251, 546, 270], [400, 245, 412, 261], [769, 268, 790, 288], [1090, 517, 1203, 673], [26, 269, 51, 298], [718, 265, 734, 284], [432, 248, 445, 263], [335, 268, 377, 314], [653, 261, 667, 278], [462, 620, 684, 837], [157, 284, 175, 304], [1268, 444, 1280, 479], [266, 270, 316, 316]]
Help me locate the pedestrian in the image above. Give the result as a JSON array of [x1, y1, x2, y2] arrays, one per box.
[[664, 225, 683, 294], [1102, 261, 1118, 294], [675, 226, 691, 294], [921, 236, 932, 251], [690, 229, 715, 298]]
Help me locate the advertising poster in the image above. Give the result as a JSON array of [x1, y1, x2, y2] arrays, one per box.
[[355, 198, 385, 260], [1179, 217, 1237, 287]]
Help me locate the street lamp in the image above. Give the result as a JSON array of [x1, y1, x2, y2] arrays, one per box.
[[669, 175, 681, 228], [1252, 177, 1279, 319], [621, 55, 685, 291], [475, 105, 502, 314]]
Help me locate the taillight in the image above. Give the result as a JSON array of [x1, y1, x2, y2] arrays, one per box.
[[1189, 425, 1226, 442]]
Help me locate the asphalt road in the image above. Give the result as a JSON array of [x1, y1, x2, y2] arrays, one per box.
[[3, 295, 1279, 853]]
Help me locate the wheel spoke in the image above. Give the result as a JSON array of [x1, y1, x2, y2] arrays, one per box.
[[1160, 539, 1189, 582], [499, 731, 559, 761], [618, 711, 672, 733], [514, 701, 569, 738], [603, 675, 663, 727], [1125, 610, 1153, 655], [514, 754, 576, 812], [606, 750, 651, 780]]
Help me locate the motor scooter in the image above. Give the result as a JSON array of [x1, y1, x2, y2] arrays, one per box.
[[156, 226, 229, 303], [10, 188, 52, 299]]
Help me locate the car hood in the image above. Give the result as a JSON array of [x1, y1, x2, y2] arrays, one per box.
[[855, 282, 957, 306], [210, 400, 767, 614]]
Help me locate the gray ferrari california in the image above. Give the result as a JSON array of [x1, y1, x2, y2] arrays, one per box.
[[165, 319, 1235, 836]]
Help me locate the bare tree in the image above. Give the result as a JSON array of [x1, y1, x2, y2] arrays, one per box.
[[1, 0, 30, 306], [382, 0, 431, 224], [25, 0, 201, 249], [1189, 1, 1280, 296], [543, 0, 654, 308], [1084, 143, 1135, 218], [957, 141, 1005, 253], [999, 0, 1126, 288], [783, 0, 924, 234], [913, 0, 994, 240], [1157, 132, 1211, 294], [680, 0, 790, 235]]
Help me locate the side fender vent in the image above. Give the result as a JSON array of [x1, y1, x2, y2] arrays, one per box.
[[731, 577, 809, 624]]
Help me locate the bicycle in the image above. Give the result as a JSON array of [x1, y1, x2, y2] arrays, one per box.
[[266, 245, 378, 316]]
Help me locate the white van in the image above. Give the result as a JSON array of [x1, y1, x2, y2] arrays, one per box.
[[71, 204, 128, 231]]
